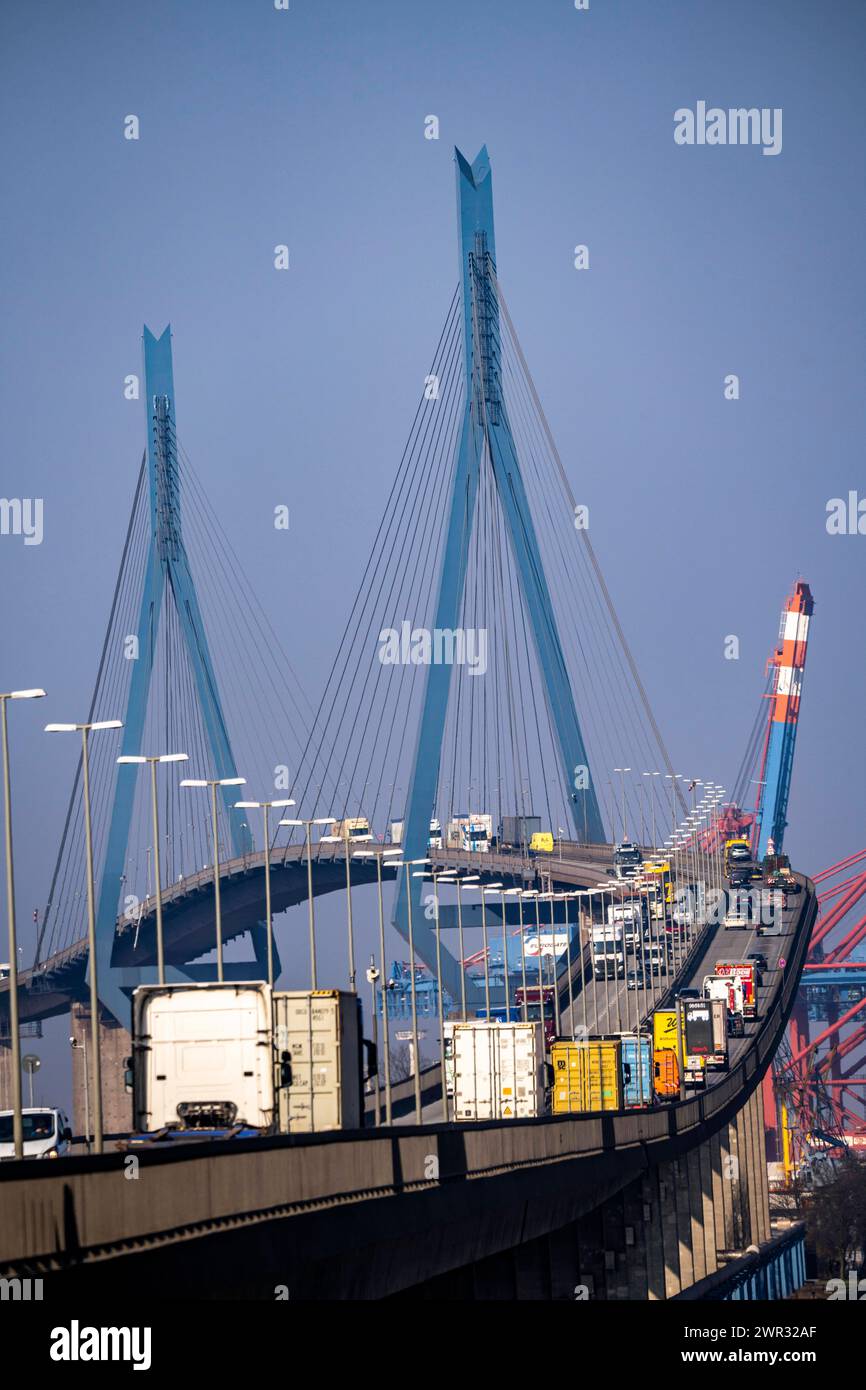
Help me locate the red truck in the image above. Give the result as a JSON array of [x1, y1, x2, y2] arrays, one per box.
[[713, 961, 757, 1020], [514, 985, 557, 1046]]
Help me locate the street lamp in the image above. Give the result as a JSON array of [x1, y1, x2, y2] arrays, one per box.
[[280, 817, 337, 988], [355, 846, 402, 1123], [320, 821, 371, 990], [180, 776, 246, 980], [45, 716, 122, 1155], [117, 753, 189, 984], [234, 798, 295, 987], [395, 858, 429, 1122], [1, 688, 45, 1158], [613, 767, 631, 841]]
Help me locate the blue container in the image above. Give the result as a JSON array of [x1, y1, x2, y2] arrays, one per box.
[[620, 1034, 653, 1108]]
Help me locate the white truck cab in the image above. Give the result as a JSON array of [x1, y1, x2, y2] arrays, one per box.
[[0, 1107, 72, 1161]]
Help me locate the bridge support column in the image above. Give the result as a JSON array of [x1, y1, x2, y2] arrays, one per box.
[[657, 1160, 684, 1297], [747, 1087, 771, 1245], [725, 1113, 747, 1250], [642, 1168, 667, 1300], [71, 1003, 131, 1140], [708, 1130, 727, 1261]]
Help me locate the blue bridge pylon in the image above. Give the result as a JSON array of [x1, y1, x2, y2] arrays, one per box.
[[92, 326, 269, 1023], [395, 147, 605, 998]]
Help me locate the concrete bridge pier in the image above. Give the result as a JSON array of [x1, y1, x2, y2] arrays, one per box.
[[70, 1003, 132, 1139], [404, 1090, 772, 1301]]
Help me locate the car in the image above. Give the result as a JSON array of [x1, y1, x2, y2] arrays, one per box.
[[626, 969, 647, 991], [675, 988, 701, 1002], [729, 864, 753, 889], [0, 1106, 72, 1161], [746, 952, 768, 984]]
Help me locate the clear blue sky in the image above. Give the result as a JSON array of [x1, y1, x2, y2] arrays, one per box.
[[1, 0, 864, 1108]]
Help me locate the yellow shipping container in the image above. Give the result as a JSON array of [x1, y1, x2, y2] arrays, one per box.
[[653, 1009, 679, 1053], [551, 1040, 621, 1114]]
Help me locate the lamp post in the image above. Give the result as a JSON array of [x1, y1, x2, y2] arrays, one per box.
[[69, 1034, 91, 1152], [416, 866, 450, 1121], [279, 817, 336, 988], [477, 882, 502, 1015], [117, 753, 189, 984], [46, 717, 123, 1155], [613, 767, 631, 841], [320, 822, 372, 991], [365, 956, 381, 1125], [234, 799, 295, 987], [180, 776, 247, 981], [356, 846, 401, 1123], [1, 688, 45, 1158], [396, 858, 428, 1122]]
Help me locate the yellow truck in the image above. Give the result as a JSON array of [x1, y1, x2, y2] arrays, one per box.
[[551, 1039, 621, 1113], [724, 837, 752, 878], [529, 831, 554, 854], [652, 1009, 681, 1102]]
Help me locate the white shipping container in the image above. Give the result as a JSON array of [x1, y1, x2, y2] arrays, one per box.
[[132, 982, 275, 1133], [274, 990, 362, 1133], [452, 1021, 545, 1121]]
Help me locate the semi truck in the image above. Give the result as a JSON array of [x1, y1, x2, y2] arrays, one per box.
[[329, 818, 373, 843], [703, 972, 746, 1037], [607, 899, 644, 949], [680, 998, 714, 1088], [451, 1020, 546, 1121], [446, 813, 491, 852], [591, 922, 624, 979], [613, 840, 643, 880], [499, 815, 542, 850], [724, 837, 752, 879], [513, 984, 557, 1046], [126, 982, 373, 1141], [390, 818, 443, 849], [652, 1009, 682, 1101], [713, 961, 757, 1020], [762, 852, 801, 896]]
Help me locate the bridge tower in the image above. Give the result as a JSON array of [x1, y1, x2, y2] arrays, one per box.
[[395, 148, 605, 990], [91, 327, 264, 1024]]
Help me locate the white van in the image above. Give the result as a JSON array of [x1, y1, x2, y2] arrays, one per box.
[[0, 1107, 72, 1161]]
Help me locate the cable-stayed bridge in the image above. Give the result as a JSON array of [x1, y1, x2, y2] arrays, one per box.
[[0, 146, 820, 1300]]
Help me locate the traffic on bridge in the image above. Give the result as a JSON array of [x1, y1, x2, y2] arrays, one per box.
[[1, 4, 862, 1352]]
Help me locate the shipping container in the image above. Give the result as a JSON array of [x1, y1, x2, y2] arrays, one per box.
[[452, 1021, 546, 1121], [706, 996, 729, 1069], [131, 981, 276, 1134], [619, 1033, 653, 1108], [653, 1009, 679, 1054], [703, 973, 745, 1040], [499, 815, 542, 849], [274, 989, 364, 1133], [551, 1039, 622, 1113]]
